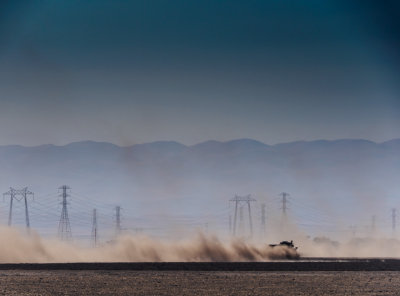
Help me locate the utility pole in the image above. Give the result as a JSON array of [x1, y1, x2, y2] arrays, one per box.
[[261, 203, 266, 239], [230, 194, 256, 238], [3, 187, 34, 229], [392, 208, 397, 233], [115, 206, 121, 235], [91, 208, 98, 247], [58, 185, 72, 241]]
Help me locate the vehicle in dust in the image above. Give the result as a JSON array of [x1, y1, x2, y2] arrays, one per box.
[[269, 240, 298, 250], [268, 240, 300, 259]]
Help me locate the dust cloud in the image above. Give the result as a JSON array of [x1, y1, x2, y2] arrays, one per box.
[[0, 226, 298, 263], [299, 236, 400, 258], [3, 225, 400, 263]]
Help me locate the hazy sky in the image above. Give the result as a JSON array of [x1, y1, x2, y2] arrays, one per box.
[[0, 0, 399, 146]]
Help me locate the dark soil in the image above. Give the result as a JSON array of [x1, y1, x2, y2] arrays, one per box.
[[1, 261, 400, 295]]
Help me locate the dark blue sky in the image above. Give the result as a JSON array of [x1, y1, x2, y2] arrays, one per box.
[[0, 0, 399, 145]]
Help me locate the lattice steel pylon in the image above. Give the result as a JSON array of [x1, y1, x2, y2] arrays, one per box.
[[91, 208, 98, 247], [58, 185, 72, 241], [279, 192, 290, 216], [261, 203, 266, 239], [3, 187, 34, 229], [230, 194, 256, 237], [279, 192, 290, 232], [115, 206, 122, 236]]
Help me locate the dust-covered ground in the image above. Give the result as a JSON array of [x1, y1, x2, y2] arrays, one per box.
[[1, 269, 400, 295], [2, 226, 400, 295]]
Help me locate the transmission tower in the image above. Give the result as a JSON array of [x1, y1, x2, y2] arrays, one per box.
[[91, 208, 98, 247], [392, 208, 397, 233], [230, 194, 256, 237], [204, 222, 209, 234], [349, 225, 357, 237], [371, 215, 376, 233], [239, 206, 244, 235], [58, 185, 72, 241], [279, 192, 290, 215], [261, 203, 266, 238], [115, 206, 122, 235], [3, 187, 34, 229], [229, 214, 232, 235]]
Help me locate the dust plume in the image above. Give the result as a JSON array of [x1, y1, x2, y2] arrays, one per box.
[[299, 236, 400, 258], [0, 226, 298, 263]]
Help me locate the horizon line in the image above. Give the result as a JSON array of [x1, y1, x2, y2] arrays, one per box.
[[0, 137, 399, 149]]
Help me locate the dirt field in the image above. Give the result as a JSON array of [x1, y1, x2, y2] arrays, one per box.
[[0, 269, 400, 295]]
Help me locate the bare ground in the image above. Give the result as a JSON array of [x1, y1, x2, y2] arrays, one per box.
[[1, 270, 400, 295]]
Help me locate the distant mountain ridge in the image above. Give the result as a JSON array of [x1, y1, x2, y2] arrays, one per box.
[[0, 138, 398, 223], [0, 138, 398, 172], [2, 137, 397, 149]]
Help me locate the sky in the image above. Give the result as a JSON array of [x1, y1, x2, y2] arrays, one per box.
[[0, 0, 399, 146]]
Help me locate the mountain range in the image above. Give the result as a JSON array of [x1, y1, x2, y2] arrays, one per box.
[[0, 138, 399, 229]]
